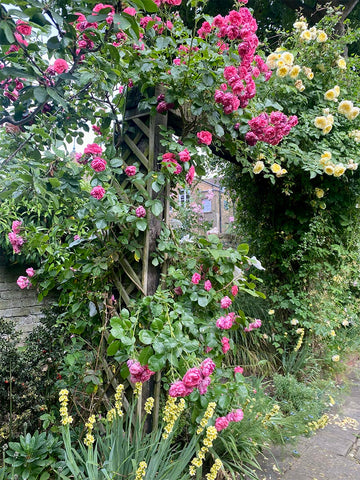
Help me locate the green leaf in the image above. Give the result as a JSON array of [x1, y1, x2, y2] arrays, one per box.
[[139, 329, 155, 345], [138, 346, 153, 364], [148, 354, 166, 371], [197, 295, 210, 307], [136, 219, 147, 231], [1, 21, 15, 44], [237, 243, 249, 255], [151, 201, 163, 217], [47, 36, 62, 50], [107, 341, 121, 356]]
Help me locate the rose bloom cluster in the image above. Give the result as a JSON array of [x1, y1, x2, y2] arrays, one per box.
[[266, 50, 313, 94], [216, 312, 237, 330], [8, 220, 24, 254], [1, 77, 24, 103], [208, 9, 271, 113], [215, 408, 244, 431], [17, 267, 35, 290], [245, 111, 298, 146], [244, 318, 262, 332], [318, 151, 356, 177], [5, 20, 32, 54], [127, 359, 155, 384], [169, 358, 215, 397]]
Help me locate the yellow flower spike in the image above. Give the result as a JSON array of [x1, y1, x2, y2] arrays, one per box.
[[206, 459, 223, 480], [134, 382, 143, 398], [135, 461, 147, 480], [197, 402, 217, 435], [144, 397, 154, 414]]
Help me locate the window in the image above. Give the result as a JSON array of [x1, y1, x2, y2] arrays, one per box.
[[179, 188, 190, 205], [202, 199, 212, 213]]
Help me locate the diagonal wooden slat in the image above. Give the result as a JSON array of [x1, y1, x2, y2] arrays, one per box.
[[123, 134, 150, 170], [133, 117, 150, 138], [118, 256, 145, 295]]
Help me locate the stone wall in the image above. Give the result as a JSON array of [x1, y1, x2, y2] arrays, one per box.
[[0, 264, 44, 336]]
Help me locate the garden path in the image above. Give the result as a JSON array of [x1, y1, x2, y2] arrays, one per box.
[[248, 360, 360, 480]]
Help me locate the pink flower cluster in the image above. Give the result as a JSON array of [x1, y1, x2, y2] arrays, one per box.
[[1, 78, 24, 102], [156, 94, 175, 114], [140, 16, 173, 36], [206, 9, 271, 113], [16, 20, 32, 36], [8, 220, 24, 254], [17, 267, 35, 290], [153, 0, 182, 6], [127, 359, 155, 383], [161, 149, 192, 180], [220, 296, 232, 309], [221, 336, 230, 353], [169, 358, 215, 397], [245, 111, 298, 146], [90, 186, 105, 200], [197, 131, 212, 145], [215, 408, 244, 431], [47, 59, 69, 76], [216, 312, 237, 330], [135, 206, 146, 218], [125, 165, 137, 176], [244, 318, 262, 332]]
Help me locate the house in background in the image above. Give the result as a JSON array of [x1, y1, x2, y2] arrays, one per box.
[[176, 177, 236, 234]]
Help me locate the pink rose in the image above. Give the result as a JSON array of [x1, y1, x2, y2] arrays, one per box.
[[125, 165, 137, 176], [221, 337, 230, 354], [231, 285, 238, 296], [91, 157, 107, 172], [25, 267, 35, 277], [84, 143, 103, 155], [204, 280, 212, 291], [17, 276, 30, 289], [53, 59, 69, 74], [200, 358, 215, 377], [197, 130, 212, 145], [169, 380, 193, 397], [186, 165, 195, 185], [178, 149, 191, 162], [215, 416, 229, 431], [123, 7, 137, 15], [216, 315, 233, 330], [14, 32, 28, 46], [16, 20, 32, 36], [135, 206, 146, 218], [12, 220, 22, 234], [230, 408, 244, 422], [191, 272, 201, 284], [220, 296, 232, 309], [182, 367, 202, 388], [90, 186, 105, 200], [174, 286, 183, 295], [234, 366, 244, 374], [198, 376, 211, 395]]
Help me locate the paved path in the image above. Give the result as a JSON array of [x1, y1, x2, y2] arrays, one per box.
[[248, 363, 360, 480]]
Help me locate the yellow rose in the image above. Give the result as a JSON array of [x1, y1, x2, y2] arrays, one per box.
[[289, 65, 301, 78], [306, 71, 314, 80], [276, 65, 289, 77], [300, 30, 312, 41], [333, 85, 340, 96], [270, 163, 282, 174], [317, 30, 328, 42], [321, 151, 332, 160], [322, 124, 332, 134], [253, 161, 264, 174], [338, 100, 353, 115], [315, 188, 324, 198], [293, 21, 307, 31], [280, 52, 294, 65], [326, 114, 334, 125], [346, 107, 360, 120], [295, 79, 305, 91], [324, 165, 334, 175], [324, 89, 337, 101], [333, 164, 346, 177], [309, 26, 317, 39], [332, 355, 340, 362], [314, 116, 328, 129], [337, 57, 346, 69]]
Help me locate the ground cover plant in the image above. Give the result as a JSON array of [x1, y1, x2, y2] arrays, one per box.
[[0, 0, 359, 478]]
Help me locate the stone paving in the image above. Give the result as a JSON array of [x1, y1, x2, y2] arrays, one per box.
[[247, 363, 360, 480]]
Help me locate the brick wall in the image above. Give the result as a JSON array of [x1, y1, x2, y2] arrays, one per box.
[[0, 264, 44, 336]]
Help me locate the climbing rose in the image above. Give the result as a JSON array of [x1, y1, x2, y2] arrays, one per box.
[[84, 143, 103, 155], [91, 157, 107, 172], [125, 165, 137, 176], [53, 59, 69, 74], [222, 337, 231, 353], [204, 280, 212, 291], [178, 149, 191, 162], [216, 315, 233, 330], [123, 7, 136, 15], [191, 272, 201, 284], [198, 376, 211, 395], [200, 358, 215, 376], [226, 408, 244, 423], [215, 416, 229, 431], [90, 186, 105, 199], [169, 380, 192, 397], [127, 360, 155, 383], [234, 366, 244, 374], [26, 267, 35, 277], [135, 206, 146, 218], [197, 130, 212, 145], [182, 367, 202, 387], [16, 20, 32, 36], [185, 165, 195, 185], [231, 285, 239, 296], [220, 296, 232, 309], [12, 220, 22, 234], [17, 276, 30, 289]]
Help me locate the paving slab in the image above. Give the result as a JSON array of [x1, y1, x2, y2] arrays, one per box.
[[246, 362, 360, 480]]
